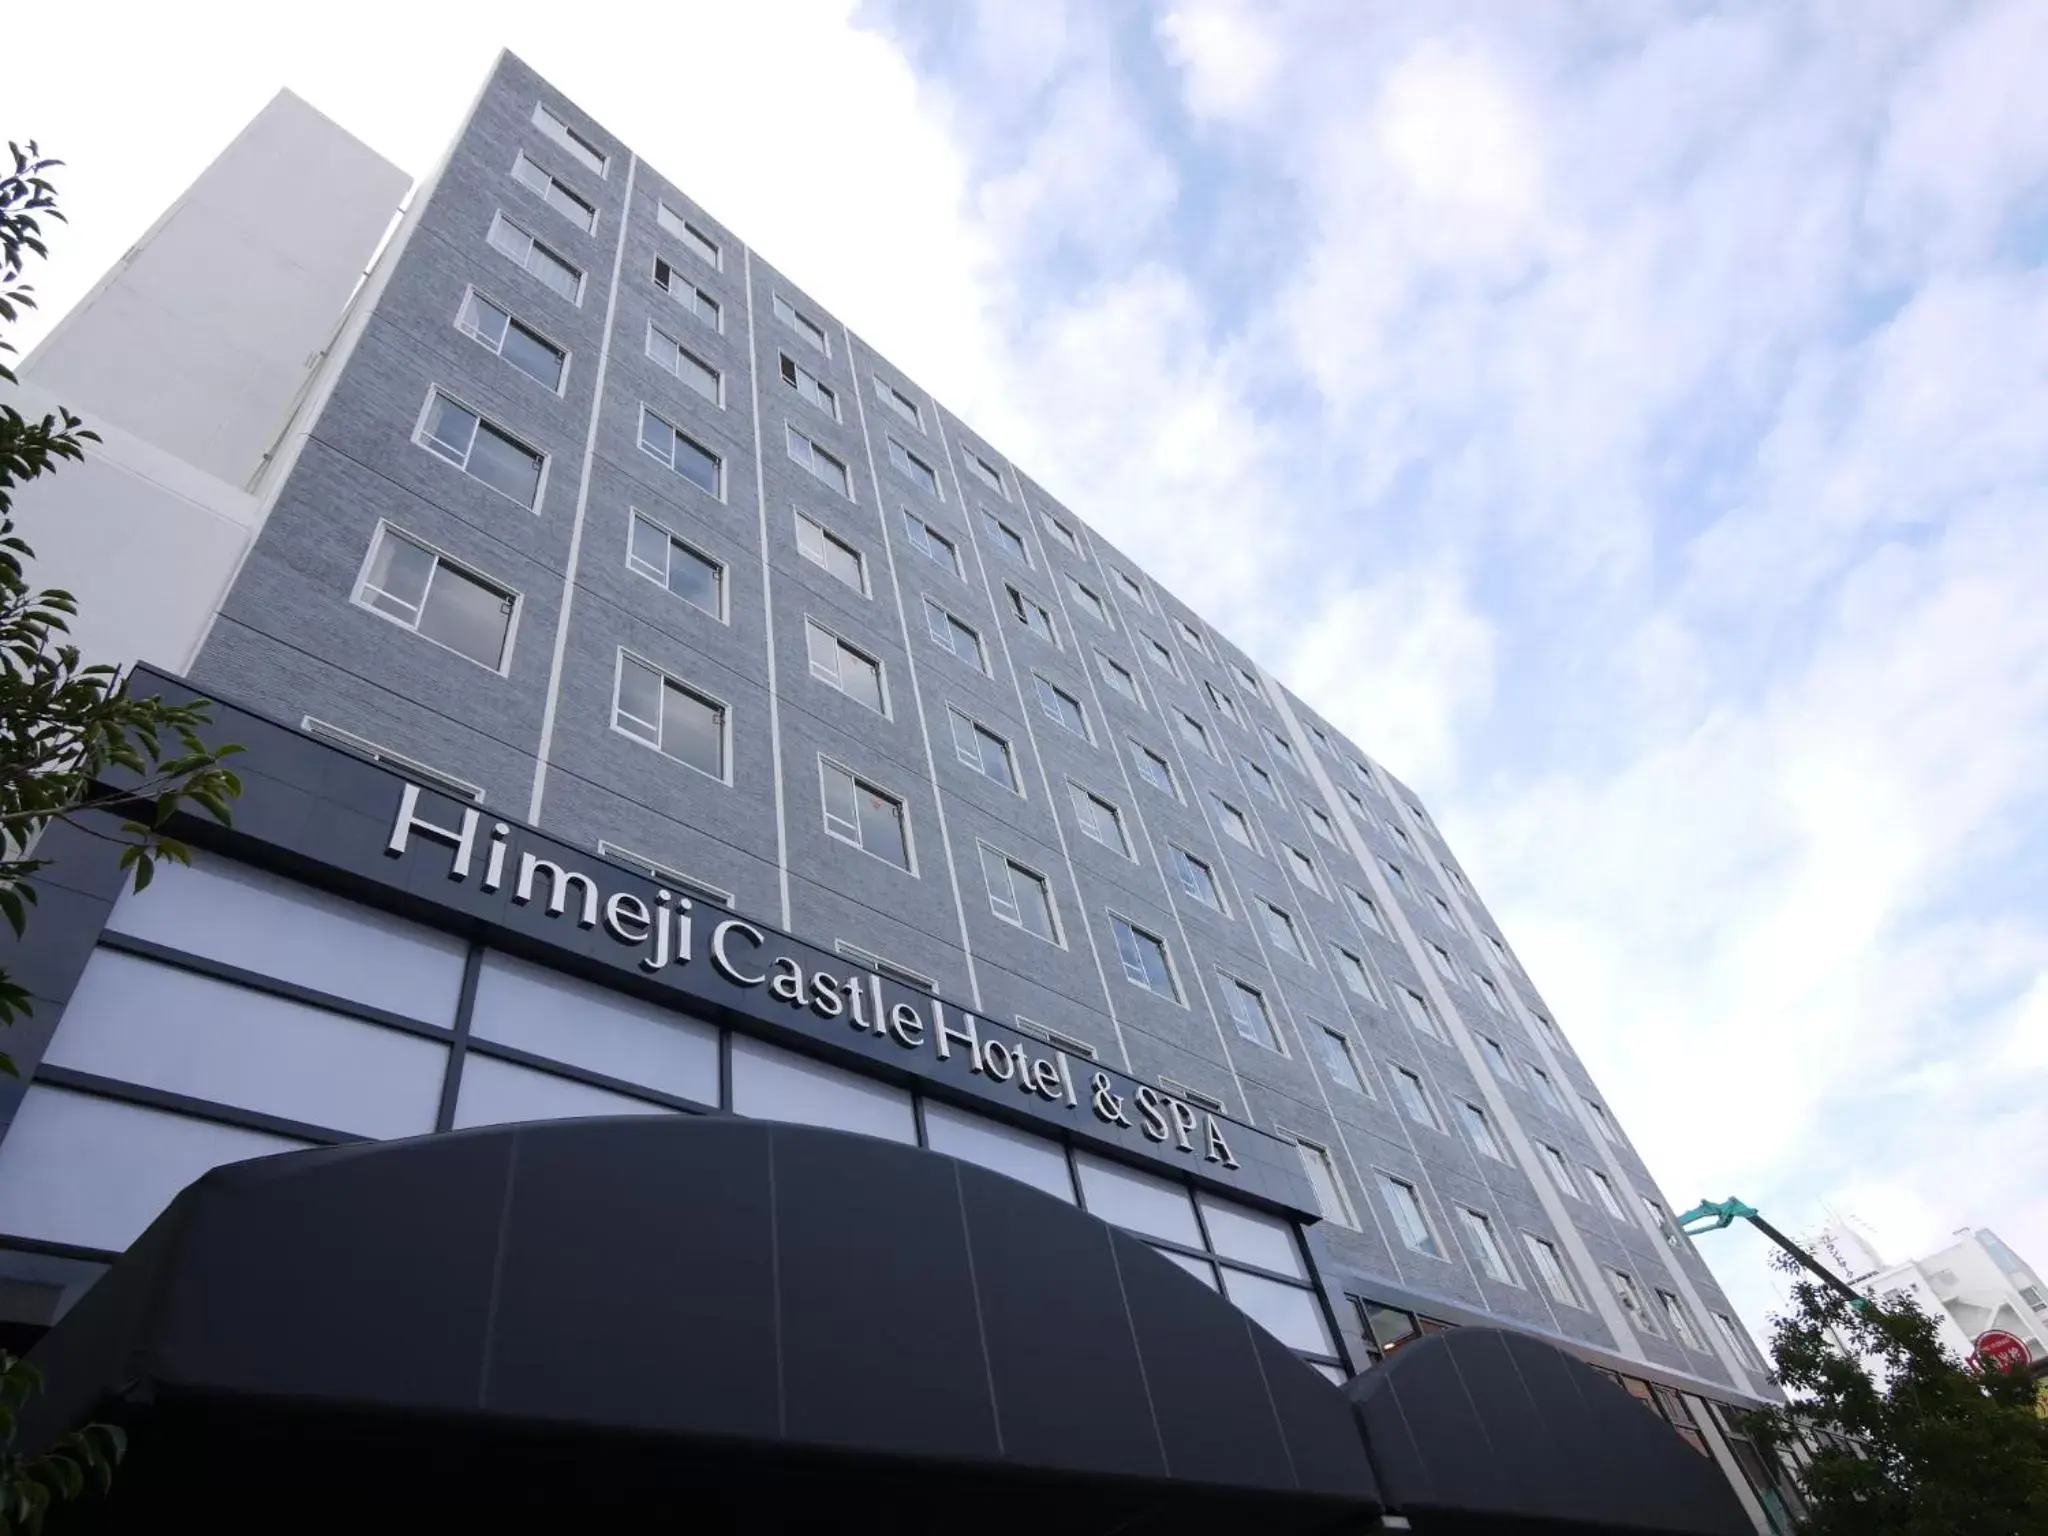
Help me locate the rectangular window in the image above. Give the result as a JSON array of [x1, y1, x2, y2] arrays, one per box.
[[1642, 1196, 1681, 1249], [1232, 662, 1262, 697], [1310, 724, 1331, 753], [949, 710, 1015, 790], [1213, 795, 1255, 848], [532, 102, 607, 176], [1347, 888, 1387, 936], [512, 151, 596, 233], [645, 322, 720, 403], [1042, 513, 1078, 553], [874, 376, 922, 427], [1034, 674, 1089, 739], [899, 510, 960, 575], [1144, 635, 1178, 676], [457, 290, 565, 391], [355, 526, 517, 670], [1539, 1143, 1580, 1199], [639, 408, 722, 497], [1428, 943, 1460, 986], [1320, 1027, 1364, 1093], [779, 352, 839, 418], [1381, 859, 1411, 895], [1460, 1102, 1505, 1161], [1242, 758, 1278, 800], [1478, 975, 1505, 1012], [1112, 568, 1147, 608], [1299, 1141, 1356, 1227], [1112, 917, 1177, 998], [1225, 978, 1279, 1049], [1341, 786, 1368, 818], [1609, 1270, 1659, 1334], [1067, 576, 1110, 627], [1525, 1235, 1580, 1306], [822, 763, 910, 869], [1096, 651, 1140, 704], [1659, 1291, 1704, 1350], [1174, 617, 1208, 655], [1007, 585, 1058, 643], [1132, 742, 1177, 797], [1488, 933, 1512, 967], [983, 511, 1028, 563], [1380, 1175, 1441, 1257], [1529, 1065, 1564, 1110], [1260, 901, 1303, 959], [1072, 785, 1129, 855], [1204, 680, 1241, 725], [1174, 848, 1223, 911], [888, 438, 941, 498], [613, 654, 725, 778], [1587, 1168, 1625, 1219], [488, 212, 584, 303], [417, 391, 546, 508], [774, 293, 829, 354], [925, 601, 987, 672], [656, 203, 720, 267], [627, 512, 722, 618], [1390, 822, 1414, 852], [786, 425, 851, 497], [1267, 729, 1298, 767], [965, 450, 1006, 497], [1399, 988, 1442, 1041], [652, 257, 719, 326], [1177, 711, 1216, 759], [982, 847, 1058, 941], [794, 512, 866, 594], [1331, 945, 1376, 1001], [1430, 894, 1455, 925], [1306, 805, 1337, 844], [1586, 1099, 1620, 1145], [1459, 1208, 1517, 1285], [1393, 1068, 1439, 1130], [1713, 1312, 1760, 1368], [1479, 1034, 1517, 1084], [1285, 845, 1322, 894], [806, 620, 885, 714]]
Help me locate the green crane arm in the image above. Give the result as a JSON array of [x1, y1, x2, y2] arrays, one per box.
[[1677, 1197, 1867, 1309]]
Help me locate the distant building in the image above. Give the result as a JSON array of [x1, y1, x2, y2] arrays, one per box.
[[1820, 1221, 2048, 1370]]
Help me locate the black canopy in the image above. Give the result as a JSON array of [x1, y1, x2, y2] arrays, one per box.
[[1348, 1327, 1754, 1535], [26, 1115, 1380, 1532]]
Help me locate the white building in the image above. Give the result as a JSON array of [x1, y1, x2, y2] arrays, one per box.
[[1818, 1220, 2046, 1369]]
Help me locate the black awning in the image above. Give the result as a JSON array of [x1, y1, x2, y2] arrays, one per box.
[[1347, 1327, 1753, 1535], [25, 1115, 1380, 1532]]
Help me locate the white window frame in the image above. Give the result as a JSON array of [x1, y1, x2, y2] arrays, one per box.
[[1295, 1137, 1358, 1228], [456, 286, 568, 394], [656, 202, 721, 268], [1070, 781, 1131, 858], [1109, 912, 1181, 1001], [626, 509, 726, 622], [510, 149, 598, 234], [1331, 944, 1377, 1003], [1459, 1101, 1506, 1161], [1177, 710, 1217, 760], [874, 374, 923, 428], [979, 843, 1063, 944], [1066, 574, 1111, 628], [1378, 1172, 1443, 1258], [532, 101, 607, 177], [653, 256, 721, 329], [805, 617, 889, 717], [1392, 1066, 1440, 1131], [1095, 650, 1142, 707], [1318, 1026, 1367, 1095], [899, 508, 960, 576], [887, 437, 943, 500], [1212, 794, 1257, 851], [1171, 846, 1226, 914], [982, 510, 1031, 566], [1111, 567, 1148, 610], [794, 511, 868, 597], [411, 386, 549, 510], [819, 757, 915, 872], [1143, 634, 1178, 677], [779, 351, 840, 421], [1539, 1143, 1581, 1200], [1458, 1207, 1521, 1286], [637, 405, 724, 500], [1221, 973, 1285, 1053], [644, 320, 722, 405], [350, 522, 521, 674], [924, 599, 989, 674], [1033, 673, 1092, 742], [610, 649, 731, 783], [965, 449, 1007, 499], [1284, 844, 1324, 895], [1007, 584, 1060, 646], [1130, 740, 1179, 799], [1041, 512, 1079, 553], [1258, 900, 1306, 961], [786, 425, 853, 500], [774, 292, 830, 355], [947, 707, 1018, 793], [1524, 1233, 1582, 1307]]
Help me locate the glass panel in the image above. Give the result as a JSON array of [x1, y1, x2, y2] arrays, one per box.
[[468, 419, 543, 506], [1221, 1268, 1335, 1355], [417, 559, 512, 668], [1322, 1029, 1362, 1092], [362, 530, 435, 620], [422, 394, 477, 461], [1074, 1153, 1202, 1247], [1015, 865, 1056, 941], [1365, 1302, 1420, 1355], [1300, 1144, 1353, 1225], [923, 1102, 1073, 1201], [729, 1035, 916, 1143], [453, 1055, 675, 1130], [660, 680, 723, 776], [821, 764, 859, 840], [855, 781, 908, 868], [1199, 1195, 1307, 1278], [671, 433, 719, 496], [615, 656, 663, 737], [1154, 1247, 1219, 1289], [470, 952, 720, 1104], [458, 290, 510, 348], [842, 649, 884, 713], [530, 243, 580, 299], [497, 321, 561, 388], [667, 542, 720, 614]]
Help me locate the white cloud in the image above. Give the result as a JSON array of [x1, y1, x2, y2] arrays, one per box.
[[1158, 0, 1282, 124]]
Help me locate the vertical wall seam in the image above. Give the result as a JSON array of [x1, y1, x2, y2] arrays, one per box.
[[742, 250, 793, 928]]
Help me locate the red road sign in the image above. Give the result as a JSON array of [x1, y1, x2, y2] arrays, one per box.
[[1975, 1330, 2031, 1371]]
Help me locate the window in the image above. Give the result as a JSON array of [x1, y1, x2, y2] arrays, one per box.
[[948, 710, 1015, 790], [532, 101, 607, 176], [457, 290, 564, 390], [1034, 675, 1089, 739], [1460, 1102, 1505, 1161], [627, 512, 722, 617], [1225, 978, 1278, 1049], [1586, 1099, 1621, 1145], [1067, 576, 1109, 626], [613, 654, 725, 777], [512, 151, 596, 233], [1310, 724, 1330, 753], [645, 323, 720, 403], [1427, 943, 1460, 986], [822, 763, 910, 869], [925, 601, 987, 672], [983, 511, 1028, 562], [1380, 1175, 1440, 1257], [1112, 917, 1177, 998], [488, 212, 583, 302], [1347, 888, 1387, 936], [1242, 758, 1278, 800], [355, 526, 516, 670], [1659, 1291, 1705, 1350], [1487, 933, 1512, 967], [895, 509, 960, 576], [1267, 729, 1298, 767], [1285, 845, 1322, 894], [1380, 859, 1411, 895], [1143, 635, 1178, 676], [1331, 945, 1376, 1001], [1429, 895, 1456, 928], [1177, 711, 1216, 759], [1587, 1168, 1625, 1219], [1712, 1312, 1760, 1368], [417, 392, 545, 507], [1007, 585, 1057, 643], [639, 408, 722, 496], [1132, 742, 1176, 796], [1399, 987, 1442, 1041], [1392, 1068, 1439, 1130], [1320, 1027, 1364, 1093], [806, 621, 885, 714], [786, 426, 851, 497], [1096, 651, 1140, 704], [1459, 1209, 1518, 1285], [888, 438, 941, 498], [1341, 786, 1368, 818], [656, 203, 719, 267], [1525, 1235, 1580, 1306], [1111, 568, 1147, 608], [1173, 849, 1223, 911], [1642, 1196, 1681, 1249], [1538, 1143, 1579, 1199], [1232, 661, 1262, 697], [795, 512, 866, 593], [965, 450, 1005, 497], [1529, 1066, 1564, 1110], [1072, 785, 1129, 855], [1213, 795, 1255, 848], [774, 293, 829, 354], [1260, 901, 1303, 959], [1204, 680, 1241, 725], [1174, 617, 1208, 656], [1305, 805, 1337, 844], [1478, 975, 1505, 1012], [982, 848, 1057, 941], [1390, 822, 1414, 852], [779, 353, 839, 418], [1478, 1035, 1517, 1084], [874, 376, 922, 427], [1299, 1142, 1356, 1227], [1041, 513, 1078, 553], [1609, 1270, 1660, 1334], [652, 257, 719, 326]]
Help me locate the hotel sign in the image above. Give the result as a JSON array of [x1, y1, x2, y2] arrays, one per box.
[[384, 787, 1273, 1188]]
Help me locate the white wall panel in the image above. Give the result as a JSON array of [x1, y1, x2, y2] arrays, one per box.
[[452, 1055, 679, 1130], [729, 1036, 916, 1145], [470, 954, 719, 1105], [923, 1101, 1074, 1202]]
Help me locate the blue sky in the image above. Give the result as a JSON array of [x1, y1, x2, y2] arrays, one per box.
[[15, 0, 2048, 1341]]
